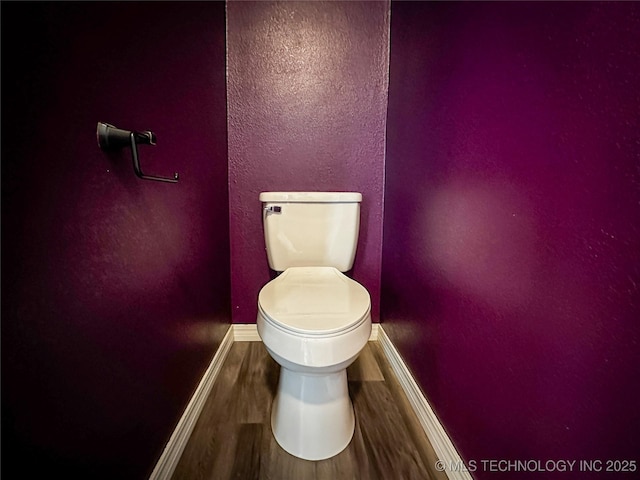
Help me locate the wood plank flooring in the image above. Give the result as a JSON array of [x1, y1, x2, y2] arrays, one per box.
[[171, 341, 448, 480]]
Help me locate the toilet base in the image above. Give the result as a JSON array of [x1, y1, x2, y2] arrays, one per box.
[[271, 367, 355, 461]]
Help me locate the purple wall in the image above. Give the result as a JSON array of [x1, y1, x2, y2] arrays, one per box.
[[383, 2, 640, 478], [1, 3, 229, 478], [227, 1, 390, 324]]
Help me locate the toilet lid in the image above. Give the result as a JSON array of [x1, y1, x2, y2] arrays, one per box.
[[258, 267, 371, 335]]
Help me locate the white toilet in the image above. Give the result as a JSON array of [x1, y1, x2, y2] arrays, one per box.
[[256, 191, 372, 461]]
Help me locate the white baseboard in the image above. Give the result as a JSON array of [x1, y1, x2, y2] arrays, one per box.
[[148, 325, 235, 480], [232, 323, 262, 341], [369, 322, 380, 340], [376, 325, 472, 480], [149, 322, 468, 480], [232, 322, 381, 342]]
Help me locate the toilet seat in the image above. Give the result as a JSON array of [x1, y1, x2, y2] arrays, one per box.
[[258, 266, 371, 336]]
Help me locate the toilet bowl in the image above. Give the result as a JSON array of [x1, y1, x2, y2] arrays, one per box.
[[257, 266, 371, 460]]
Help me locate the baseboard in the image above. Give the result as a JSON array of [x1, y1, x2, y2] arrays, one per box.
[[232, 323, 262, 341], [376, 325, 473, 480], [148, 325, 235, 480], [370, 322, 380, 340], [232, 322, 381, 342]]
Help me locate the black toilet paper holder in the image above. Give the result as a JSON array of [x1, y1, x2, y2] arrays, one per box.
[[97, 122, 179, 183]]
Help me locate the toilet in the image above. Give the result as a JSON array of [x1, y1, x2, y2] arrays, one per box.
[[256, 191, 372, 461]]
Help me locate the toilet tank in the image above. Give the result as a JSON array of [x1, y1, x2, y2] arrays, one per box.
[[260, 191, 362, 272]]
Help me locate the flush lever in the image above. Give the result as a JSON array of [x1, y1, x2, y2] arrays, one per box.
[[264, 206, 282, 215]]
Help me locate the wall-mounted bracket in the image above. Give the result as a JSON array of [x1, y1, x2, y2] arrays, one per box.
[[97, 122, 179, 183]]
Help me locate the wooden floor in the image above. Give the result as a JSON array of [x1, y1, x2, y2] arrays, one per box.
[[171, 341, 448, 480]]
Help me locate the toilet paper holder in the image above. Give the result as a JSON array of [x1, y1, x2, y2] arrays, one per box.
[[97, 122, 179, 183]]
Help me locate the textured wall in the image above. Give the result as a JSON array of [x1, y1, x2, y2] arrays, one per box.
[[383, 2, 640, 477], [1, 3, 229, 478], [227, 1, 390, 324]]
